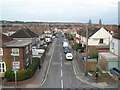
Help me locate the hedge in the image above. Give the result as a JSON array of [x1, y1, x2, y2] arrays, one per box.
[[4, 58, 40, 82]]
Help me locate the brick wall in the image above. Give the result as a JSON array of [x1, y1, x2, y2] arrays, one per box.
[[87, 62, 97, 71], [3, 47, 32, 70]]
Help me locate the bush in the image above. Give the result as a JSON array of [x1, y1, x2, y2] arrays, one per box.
[[4, 70, 14, 81], [4, 58, 40, 81], [88, 48, 98, 59], [29, 58, 40, 75], [17, 69, 32, 81], [72, 42, 85, 51]]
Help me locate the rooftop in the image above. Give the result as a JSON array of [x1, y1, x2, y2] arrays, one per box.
[[99, 52, 118, 61], [4, 40, 32, 47]]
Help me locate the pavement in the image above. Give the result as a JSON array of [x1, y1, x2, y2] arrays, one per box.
[[2, 35, 119, 89]]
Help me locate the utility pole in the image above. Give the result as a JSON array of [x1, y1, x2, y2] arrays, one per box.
[[85, 25, 88, 76]]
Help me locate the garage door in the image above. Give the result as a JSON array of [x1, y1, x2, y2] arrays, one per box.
[[108, 61, 118, 71]]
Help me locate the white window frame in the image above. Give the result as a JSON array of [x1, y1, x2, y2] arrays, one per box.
[[11, 48, 19, 56], [0, 62, 6, 73], [26, 46, 29, 54], [0, 48, 3, 56], [12, 61, 20, 69], [26, 58, 29, 66]]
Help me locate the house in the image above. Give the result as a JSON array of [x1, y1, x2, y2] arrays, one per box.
[[0, 34, 32, 77], [98, 33, 120, 71], [11, 28, 39, 45], [80, 27, 112, 51]]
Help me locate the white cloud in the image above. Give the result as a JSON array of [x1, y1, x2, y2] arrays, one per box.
[[0, 0, 119, 24]]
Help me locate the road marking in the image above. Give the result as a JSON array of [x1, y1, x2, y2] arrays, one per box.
[[61, 68, 63, 77], [60, 53, 62, 56], [61, 57, 62, 61], [61, 79, 63, 89], [61, 62, 62, 67]]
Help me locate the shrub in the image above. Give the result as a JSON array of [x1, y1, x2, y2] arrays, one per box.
[[4, 70, 14, 82], [88, 48, 98, 59], [16, 69, 32, 81], [4, 58, 40, 81], [29, 58, 40, 75]]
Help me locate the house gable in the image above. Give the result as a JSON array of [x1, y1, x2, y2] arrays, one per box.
[[90, 27, 112, 39]]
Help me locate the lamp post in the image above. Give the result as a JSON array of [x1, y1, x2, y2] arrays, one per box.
[[85, 25, 88, 76]]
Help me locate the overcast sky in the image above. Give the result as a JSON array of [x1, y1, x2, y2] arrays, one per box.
[[0, 0, 119, 24]]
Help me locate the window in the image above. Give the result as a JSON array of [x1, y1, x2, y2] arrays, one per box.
[[0, 48, 3, 56], [26, 46, 28, 54], [0, 62, 6, 73], [26, 58, 30, 66], [11, 48, 19, 56], [99, 39, 103, 43], [12, 61, 20, 69], [111, 42, 114, 49], [30, 44, 32, 50]]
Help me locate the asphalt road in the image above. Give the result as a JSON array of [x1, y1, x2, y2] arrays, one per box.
[[39, 34, 97, 89]]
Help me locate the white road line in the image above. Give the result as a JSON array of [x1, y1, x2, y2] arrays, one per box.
[[61, 68, 63, 77], [61, 62, 62, 67], [61, 57, 62, 61], [60, 53, 62, 56], [61, 79, 63, 89]]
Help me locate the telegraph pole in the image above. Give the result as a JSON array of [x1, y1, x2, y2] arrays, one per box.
[[85, 25, 88, 76]]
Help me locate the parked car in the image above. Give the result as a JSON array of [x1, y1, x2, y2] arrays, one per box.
[[64, 49, 71, 54], [64, 46, 70, 50], [63, 42, 69, 48], [81, 56, 91, 60], [110, 67, 120, 78], [66, 53, 73, 61]]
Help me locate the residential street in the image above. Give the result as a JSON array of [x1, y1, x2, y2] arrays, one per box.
[[39, 34, 97, 89]]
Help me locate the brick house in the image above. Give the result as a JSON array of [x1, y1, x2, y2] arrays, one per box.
[[0, 34, 32, 77]]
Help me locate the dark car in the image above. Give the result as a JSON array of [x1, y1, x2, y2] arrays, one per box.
[[110, 67, 120, 78], [64, 46, 70, 50], [64, 49, 71, 54]]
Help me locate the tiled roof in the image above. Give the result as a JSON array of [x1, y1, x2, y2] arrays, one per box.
[[80, 27, 100, 38], [113, 33, 120, 40], [2, 34, 14, 44], [11, 28, 38, 38]]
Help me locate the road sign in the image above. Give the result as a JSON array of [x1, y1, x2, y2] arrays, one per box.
[[12, 61, 20, 69], [12, 69, 19, 71]]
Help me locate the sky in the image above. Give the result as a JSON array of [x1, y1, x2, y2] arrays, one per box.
[[0, 0, 119, 24]]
